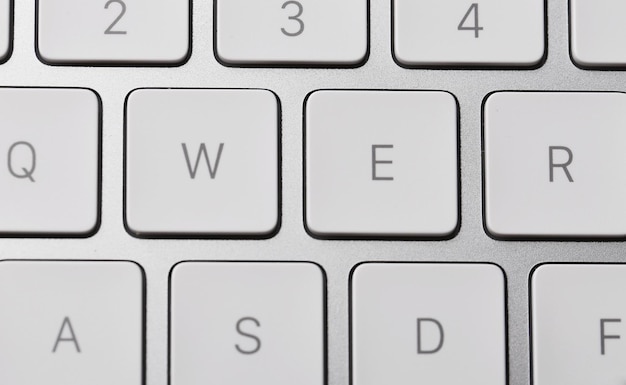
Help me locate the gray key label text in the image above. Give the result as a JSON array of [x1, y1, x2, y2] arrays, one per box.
[[181, 143, 224, 179], [600, 318, 621, 355], [7, 141, 36, 182], [235, 316, 261, 355], [52, 317, 81, 353], [372, 144, 394, 181], [549, 146, 574, 183], [417, 318, 444, 354]]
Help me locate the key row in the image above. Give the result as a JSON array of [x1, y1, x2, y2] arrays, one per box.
[[0, 260, 622, 385], [3, 88, 626, 240], [0, 1, 616, 68]]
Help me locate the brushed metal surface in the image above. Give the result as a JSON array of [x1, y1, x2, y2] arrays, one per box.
[[1, 1, 621, 384]]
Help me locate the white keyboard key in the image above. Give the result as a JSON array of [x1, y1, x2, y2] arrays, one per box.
[[393, 0, 545, 67], [305, 90, 458, 238], [0, 88, 99, 235], [0, 261, 144, 385], [0, 0, 10, 62], [216, 0, 367, 65], [571, 0, 626, 67], [532, 264, 626, 385], [37, 0, 189, 64], [352, 263, 506, 385], [484, 92, 626, 239], [125, 89, 279, 237], [171, 262, 324, 385]]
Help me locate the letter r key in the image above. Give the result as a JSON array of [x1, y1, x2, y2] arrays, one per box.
[[484, 92, 626, 239]]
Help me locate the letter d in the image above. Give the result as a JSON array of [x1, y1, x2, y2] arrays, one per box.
[[417, 318, 444, 354]]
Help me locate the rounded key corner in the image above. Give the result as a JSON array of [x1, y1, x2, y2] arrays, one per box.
[[214, 48, 274, 68], [569, 44, 597, 70], [303, 217, 330, 241], [295, 260, 327, 284], [303, 89, 327, 108], [251, 216, 281, 240], [391, 46, 416, 69], [517, 37, 548, 70], [167, 43, 192, 68], [169, 260, 192, 278], [440, 89, 460, 104], [125, 87, 146, 101], [482, 217, 510, 241], [213, 42, 240, 67], [529, 262, 553, 281], [349, 261, 377, 280], [74, 217, 101, 239], [34, 44, 57, 66], [433, 213, 461, 240], [303, 216, 366, 241], [529, 45, 548, 69], [0, 45, 12, 66], [482, 262, 507, 284], [123, 215, 145, 239], [481, 92, 503, 118], [342, 45, 370, 68], [116, 259, 144, 277]]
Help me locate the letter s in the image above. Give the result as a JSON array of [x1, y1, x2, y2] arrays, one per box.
[[235, 317, 261, 355]]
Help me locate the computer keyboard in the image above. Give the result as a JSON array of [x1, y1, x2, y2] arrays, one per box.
[[1, 0, 625, 384]]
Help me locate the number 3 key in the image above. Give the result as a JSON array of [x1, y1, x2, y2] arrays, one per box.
[[215, 0, 367, 66]]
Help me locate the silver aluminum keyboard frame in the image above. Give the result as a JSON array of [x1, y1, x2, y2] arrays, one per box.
[[1, 1, 619, 384]]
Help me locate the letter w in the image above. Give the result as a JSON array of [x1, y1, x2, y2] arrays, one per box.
[[181, 143, 224, 179]]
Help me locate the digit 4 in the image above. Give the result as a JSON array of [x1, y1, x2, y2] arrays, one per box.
[[458, 3, 483, 38]]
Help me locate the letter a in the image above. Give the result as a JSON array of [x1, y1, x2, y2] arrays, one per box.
[[52, 317, 81, 353]]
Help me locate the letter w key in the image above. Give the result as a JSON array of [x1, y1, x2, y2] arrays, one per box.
[[181, 143, 224, 179]]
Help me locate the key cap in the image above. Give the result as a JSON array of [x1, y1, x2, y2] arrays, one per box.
[[37, 0, 189, 65], [215, 0, 367, 66], [570, 0, 626, 67], [483, 91, 626, 239], [305, 90, 458, 238], [393, 0, 545, 67], [0, 88, 100, 235], [0, 260, 145, 385], [170, 262, 325, 385], [0, 0, 10, 63], [532, 264, 626, 385], [351, 263, 506, 385], [125, 88, 279, 237]]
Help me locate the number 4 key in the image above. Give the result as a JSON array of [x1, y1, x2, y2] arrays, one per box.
[[394, 0, 545, 68], [458, 3, 483, 38]]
